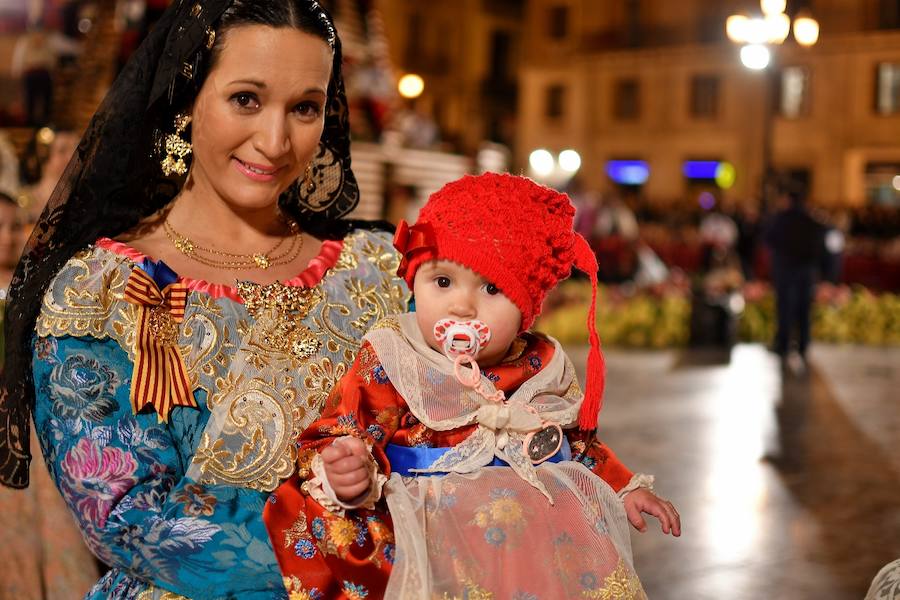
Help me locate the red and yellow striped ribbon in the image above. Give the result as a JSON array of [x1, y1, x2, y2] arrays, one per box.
[[123, 267, 196, 423]]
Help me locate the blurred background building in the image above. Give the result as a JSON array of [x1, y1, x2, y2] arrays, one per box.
[[517, 0, 900, 211]]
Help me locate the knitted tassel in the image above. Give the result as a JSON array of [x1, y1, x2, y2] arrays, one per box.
[[574, 236, 605, 431]]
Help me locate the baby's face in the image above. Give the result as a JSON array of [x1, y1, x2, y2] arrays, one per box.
[[412, 259, 521, 365]]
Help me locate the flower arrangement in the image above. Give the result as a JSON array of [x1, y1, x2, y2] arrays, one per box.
[[539, 280, 900, 347], [537, 280, 691, 348]]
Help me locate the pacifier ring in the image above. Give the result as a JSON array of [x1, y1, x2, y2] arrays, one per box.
[[433, 318, 492, 358]]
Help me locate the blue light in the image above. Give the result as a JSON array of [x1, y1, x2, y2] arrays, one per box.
[[606, 160, 650, 185], [683, 161, 721, 179]]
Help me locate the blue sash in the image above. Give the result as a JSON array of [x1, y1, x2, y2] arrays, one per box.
[[386, 437, 572, 477]]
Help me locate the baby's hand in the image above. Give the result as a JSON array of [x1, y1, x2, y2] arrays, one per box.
[[320, 437, 373, 502], [623, 488, 681, 537]]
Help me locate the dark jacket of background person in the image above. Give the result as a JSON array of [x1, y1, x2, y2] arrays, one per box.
[[764, 199, 827, 358], [764, 204, 826, 273]]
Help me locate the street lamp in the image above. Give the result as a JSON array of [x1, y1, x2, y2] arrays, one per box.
[[726, 1, 818, 209], [528, 148, 581, 188], [398, 73, 425, 99]]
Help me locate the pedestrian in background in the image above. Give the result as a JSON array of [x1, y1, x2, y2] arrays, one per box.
[[764, 186, 826, 368]]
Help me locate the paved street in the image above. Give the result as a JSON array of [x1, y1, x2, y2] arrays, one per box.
[[567, 343, 900, 600]]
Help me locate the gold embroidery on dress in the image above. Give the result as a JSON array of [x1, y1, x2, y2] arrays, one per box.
[[36, 253, 130, 340], [194, 373, 302, 490], [582, 558, 646, 599], [296, 447, 317, 479], [136, 587, 191, 600], [283, 511, 310, 550], [564, 379, 583, 400], [303, 356, 348, 415], [181, 311, 227, 386], [332, 240, 359, 271], [364, 515, 395, 568], [237, 281, 324, 364], [360, 236, 401, 274], [369, 316, 402, 334], [500, 337, 528, 363], [439, 580, 495, 600], [283, 576, 321, 600]]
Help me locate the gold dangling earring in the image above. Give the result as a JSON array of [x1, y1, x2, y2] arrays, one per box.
[[161, 114, 192, 176], [303, 164, 317, 194]]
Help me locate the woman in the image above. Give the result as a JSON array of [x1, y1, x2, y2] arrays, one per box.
[[0, 2, 409, 598], [17, 127, 81, 227]]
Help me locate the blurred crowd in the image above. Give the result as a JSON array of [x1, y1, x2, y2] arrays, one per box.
[[564, 176, 899, 353], [0, 127, 79, 296], [567, 178, 899, 294]]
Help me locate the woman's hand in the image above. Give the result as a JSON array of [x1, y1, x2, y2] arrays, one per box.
[[320, 437, 373, 502], [623, 487, 681, 536]]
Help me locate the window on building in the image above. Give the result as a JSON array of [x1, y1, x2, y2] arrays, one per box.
[[405, 12, 423, 68], [879, 0, 900, 29], [614, 78, 641, 120], [876, 62, 900, 114], [690, 75, 719, 119], [865, 163, 900, 206], [779, 66, 811, 118], [548, 5, 569, 39], [489, 30, 512, 81], [545, 84, 566, 119], [697, 8, 730, 43]]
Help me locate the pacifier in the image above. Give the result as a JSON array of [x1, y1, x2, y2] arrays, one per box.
[[433, 318, 491, 358]]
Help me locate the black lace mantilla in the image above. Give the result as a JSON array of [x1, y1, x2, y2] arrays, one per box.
[[0, 0, 360, 488]]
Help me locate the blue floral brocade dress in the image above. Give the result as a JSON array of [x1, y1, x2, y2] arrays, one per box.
[[30, 230, 409, 599]]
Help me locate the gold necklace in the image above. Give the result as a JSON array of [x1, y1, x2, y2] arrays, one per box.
[[164, 220, 304, 270]]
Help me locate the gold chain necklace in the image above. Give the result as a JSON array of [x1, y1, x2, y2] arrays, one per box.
[[164, 220, 304, 270]]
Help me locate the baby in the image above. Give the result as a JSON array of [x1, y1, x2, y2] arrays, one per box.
[[265, 173, 680, 600]]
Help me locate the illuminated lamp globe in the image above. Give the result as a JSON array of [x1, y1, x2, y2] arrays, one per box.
[[744, 18, 770, 44], [559, 149, 582, 173], [740, 44, 771, 70], [726, 15, 749, 43], [793, 15, 819, 47], [760, 0, 786, 16], [765, 13, 790, 44], [398, 74, 425, 99], [528, 149, 555, 177]]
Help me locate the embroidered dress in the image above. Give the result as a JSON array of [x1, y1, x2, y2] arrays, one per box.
[[265, 314, 646, 600], [31, 229, 409, 600]]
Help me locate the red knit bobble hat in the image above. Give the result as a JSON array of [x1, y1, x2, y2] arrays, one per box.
[[394, 172, 605, 431]]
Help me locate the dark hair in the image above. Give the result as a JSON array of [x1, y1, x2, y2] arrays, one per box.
[[214, 1, 335, 60]]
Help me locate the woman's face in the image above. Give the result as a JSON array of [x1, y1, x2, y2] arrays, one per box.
[[188, 25, 332, 212]]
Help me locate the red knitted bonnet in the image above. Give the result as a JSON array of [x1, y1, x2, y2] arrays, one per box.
[[393, 172, 605, 431]]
